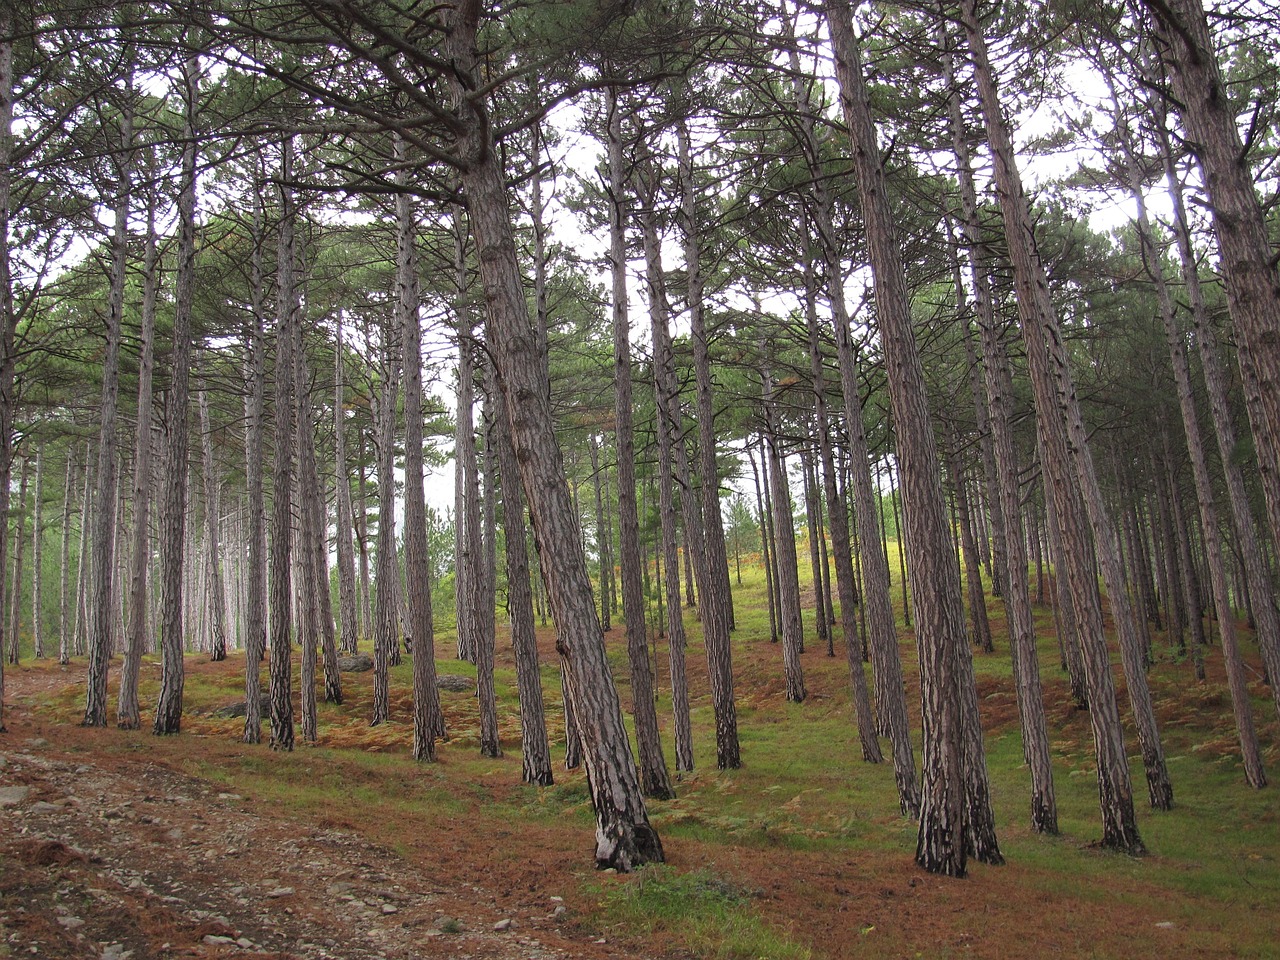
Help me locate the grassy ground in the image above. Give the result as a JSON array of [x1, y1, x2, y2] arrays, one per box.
[[4, 553, 1279, 959]]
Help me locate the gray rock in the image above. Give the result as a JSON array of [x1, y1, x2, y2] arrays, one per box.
[[202, 935, 237, 946], [494, 919, 513, 932], [436, 674, 474, 693], [338, 654, 374, 672], [29, 801, 64, 814], [56, 916, 85, 930], [0, 786, 31, 807], [266, 886, 295, 898], [212, 694, 271, 719]]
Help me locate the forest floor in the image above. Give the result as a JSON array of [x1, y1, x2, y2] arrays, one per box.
[[2, 596, 1279, 960]]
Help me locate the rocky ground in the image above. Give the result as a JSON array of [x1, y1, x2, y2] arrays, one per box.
[[0, 685, 636, 960]]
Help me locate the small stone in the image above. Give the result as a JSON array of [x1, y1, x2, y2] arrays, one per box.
[[380, 904, 398, 914], [202, 935, 237, 946], [0, 786, 31, 807], [1155, 922, 1176, 930], [75, 765, 92, 774], [599, 867, 617, 875], [26, 738, 49, 749], [551, 905, 566, 918], [493, 919, 513, 932], [217, 793, 243, 801], [267, 887, 295, 898], [549, 896, 563, 903], [29, 801, 64, 814], [56, 916, 85, 930], [166, 828, 184, 841], [235, 939, 253, 949]]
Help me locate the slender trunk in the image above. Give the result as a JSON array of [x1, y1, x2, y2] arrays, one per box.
[[827, 0, 996, 872], [333, 314, 360, 655], [153, 55, 199, 737], [447, 4, 662, 869], [59, 456, 75, 665], [84, 67, 133, 725], [199, 388, 229, 664], [454, 208, 478, 665], [635, 146, 685, 790], [1143, 0, 1280, 559], [7, 458, 28, 664], [494, 379, 552, 784], [266, 135, 297, 752], [762, 366, 806, 703], [31, 444, 43, 658], [242, 188, 268, 743], [395, 145, 445, 756], [371, 314, 400, 728], [0, 15, 13, 731], [476, 393, 501, 757]]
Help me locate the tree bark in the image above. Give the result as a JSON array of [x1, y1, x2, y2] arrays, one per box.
[[333, 314, 360, 656], [762, 369, 806, 703], [444, 0, 662, 870], [826, 0, 996, 874], [199, 388, 229, 665], [242, 187, 268, 744], [152, 54, 199, 737]]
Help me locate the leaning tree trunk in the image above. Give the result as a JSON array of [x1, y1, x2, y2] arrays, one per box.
[[1143, 0, 1280, 566], [783, 10, 917, 809], [963, 0, 1171, 815], [1151, 112, 1280, 720], [1115, 103, 1265, 785], [827, 0, 996, 874], [942, 26, 1057, 832], [445, 0, 662, 871], [152, 54, 199, 737]]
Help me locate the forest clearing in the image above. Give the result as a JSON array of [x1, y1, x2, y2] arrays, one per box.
[[3, 559, 1278, 960]]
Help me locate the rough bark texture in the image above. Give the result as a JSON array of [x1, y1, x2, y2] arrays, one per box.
[[199, 389, 229, 665], [494, 381, 553, 785], [333, 316, 360, 656], [152, 56, 199, 738], [1144, 0, 1280, 567], [0, 19, 13, 731], [242, 195, 268, 745], [1117, 106, 1265, 785], [802, 239, 880, 763], [395, 147, 445, 759], [476, 400, 502, 758], [371, 316, 400, 729], [635, 151, 683, 792], [118, 202, 159, 730], [444, 0, 661, 871], [763, 395, 807, 704], [827, 0, 982, 875], [84, 82, 131, 727], [266, 135, 297, 753]]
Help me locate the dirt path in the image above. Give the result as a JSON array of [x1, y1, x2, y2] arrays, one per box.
[[0, 685, 635, 960]]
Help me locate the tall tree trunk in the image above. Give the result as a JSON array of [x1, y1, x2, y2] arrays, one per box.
[[267, 135, 298, 752], [0, 14, 14, 731], [826, 0, 998, 873], [635, 145, 684, 790], [371, 313, 400, 728], [477, 398, 501, 758], [333, 314, 360, 655], [394, 144, 445, 757], [152, 54, 199, 737], [762, 373, 806, 703], [8, 457, 28, 664], [780, 22, 916, 804], [118, 196, 159, 728], [947, 431, 993, 653], [494, 380, 552, 784], [942, 31, 1057, 831], [749, 445, 779, 645], [802, 232, 881, 762], [84, 65, 133, 726], [242, 187, 268, 744], [454, 207, 478, 665], [58, 455, 76, 666], [199, 388, 229, 664], [445, 1, 662, 870], [1151, 112, 1280, 720], [964, 1, 1172, 813], [1143, 0, 1280, 560]]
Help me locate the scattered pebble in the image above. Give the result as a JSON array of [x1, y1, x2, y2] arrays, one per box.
[[494, 918, 512, 932], [266, 887, 295, 898], [0, 786, 31, 807], [202, 935, 237, 946], [380, 903, 397, 914]]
